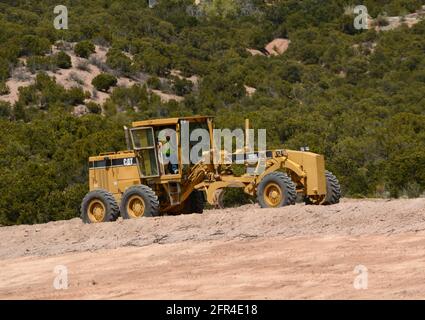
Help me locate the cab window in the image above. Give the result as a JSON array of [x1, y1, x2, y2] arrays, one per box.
[[130, 127, 159, 177]]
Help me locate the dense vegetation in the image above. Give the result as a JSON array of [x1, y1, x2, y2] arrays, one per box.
[[0, 0, 424, 225]]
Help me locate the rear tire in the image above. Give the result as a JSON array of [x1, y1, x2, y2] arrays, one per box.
[[81, 190, 120, 224], [183, 190, 205, 214], [120, 185, 160, 219], [322, 171, 341, 205], [257, 172, 297, 208]]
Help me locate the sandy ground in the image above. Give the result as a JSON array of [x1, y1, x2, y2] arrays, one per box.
[[0, 198, 425, 299]]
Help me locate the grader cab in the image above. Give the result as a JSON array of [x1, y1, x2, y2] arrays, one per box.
[[81, 116, 341, 223]]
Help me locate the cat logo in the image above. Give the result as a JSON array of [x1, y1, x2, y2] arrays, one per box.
[[123, 158, 134, 166]]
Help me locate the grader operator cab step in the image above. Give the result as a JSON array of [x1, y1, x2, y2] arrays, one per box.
[[81, 116, 341, 224]]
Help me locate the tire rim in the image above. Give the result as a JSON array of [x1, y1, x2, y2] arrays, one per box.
[[127, 195, 145, 218], [88, 200, 106, 223], [264, 183, 283, 207]]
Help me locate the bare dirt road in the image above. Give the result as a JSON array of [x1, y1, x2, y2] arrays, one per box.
[[1, 198, 425, 299]]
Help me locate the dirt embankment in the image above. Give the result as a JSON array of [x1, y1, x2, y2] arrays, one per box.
[[1, 198, 424, 260], [1, 198, 425, 299]]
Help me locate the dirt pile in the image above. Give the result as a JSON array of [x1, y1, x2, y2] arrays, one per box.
[[1, 198, 424, 260], [1, 198, 425, 299]]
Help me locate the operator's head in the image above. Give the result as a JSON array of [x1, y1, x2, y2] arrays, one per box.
[[166, 135, 171, 142]]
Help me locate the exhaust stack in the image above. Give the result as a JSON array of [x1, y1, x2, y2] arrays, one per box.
[[124, 126, 131, 150]]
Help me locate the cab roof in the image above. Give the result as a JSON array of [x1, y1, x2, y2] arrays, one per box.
[[132, 116, 213, 128]]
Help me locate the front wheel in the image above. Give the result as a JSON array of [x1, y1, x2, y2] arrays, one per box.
[[120, 185, 160, 219], [257, 172, 297, 208]]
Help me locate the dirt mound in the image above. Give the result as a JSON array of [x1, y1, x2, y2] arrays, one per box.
[[1, 198, 424, 260], [246, 38, 291, 58], [265, 38, 291, 56], [1, 198, 425, 299]]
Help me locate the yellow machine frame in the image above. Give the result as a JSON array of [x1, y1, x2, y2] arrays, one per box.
[[88, 116, 328, 213]]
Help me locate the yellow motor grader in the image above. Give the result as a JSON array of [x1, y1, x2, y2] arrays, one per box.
[[81, 116, 341, 223]]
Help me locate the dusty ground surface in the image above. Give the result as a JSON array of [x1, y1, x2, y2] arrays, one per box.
[[0, 198, 425, 299]]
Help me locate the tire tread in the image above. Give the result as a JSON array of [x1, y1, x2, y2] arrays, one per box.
[[120, 185, 160, 218], [80, 189, 119, 224], [257, 172, 297, 208]]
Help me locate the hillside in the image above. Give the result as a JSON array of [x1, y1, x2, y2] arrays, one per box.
[[0, 0, 425, 225]]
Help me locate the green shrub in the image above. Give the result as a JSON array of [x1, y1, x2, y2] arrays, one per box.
[[147, 76, 162, 90], [0, 81, 10, 95], [103, 99, 118, 116], [280, 63, 302, 83], [134, 48, 171, 76], [171, 77, 193, 96], [109, 85, 149, 109], [0, 58, 10, 81], [74, 41, 96, 58], [106, 49, 132, 75], [201, 0, 239, 18], [402, 181, 423, 199], [86, 101, 102, 114], [55, 51, 72, 69], [26, 56, 57, 73], [339, 13, 363, 35], [0, 101, 11, 118], [26, 52, 70, 74], [20, 35, 51, 56], [92, 73, 117, 92], [222, 189, 254, 207], [65, 87, 87, 106]]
